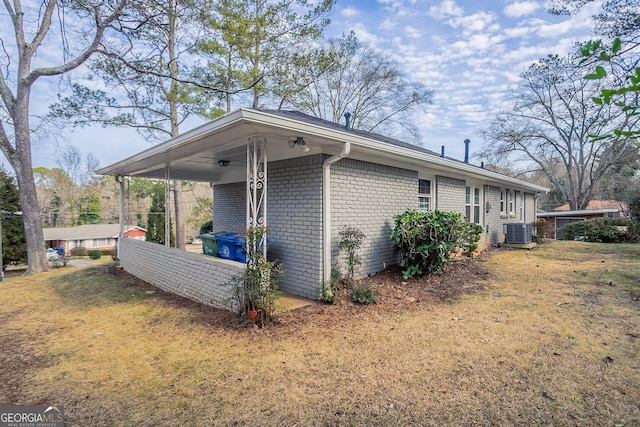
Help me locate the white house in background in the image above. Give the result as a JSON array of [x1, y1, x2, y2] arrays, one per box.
[[44, 224, 146, 255]]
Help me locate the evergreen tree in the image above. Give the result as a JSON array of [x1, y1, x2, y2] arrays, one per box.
[[0, 168, 27, 268]]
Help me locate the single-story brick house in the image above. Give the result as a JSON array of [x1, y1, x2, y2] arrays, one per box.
[[43, 224, 146, 255], [537, 200, 628, 239], [97, 108, 548, 309]]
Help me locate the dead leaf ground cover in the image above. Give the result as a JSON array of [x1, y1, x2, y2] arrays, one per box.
[[0, 241, 638, 426]]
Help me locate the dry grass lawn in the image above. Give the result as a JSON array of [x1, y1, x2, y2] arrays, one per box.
[[1, 241, 638, 426]]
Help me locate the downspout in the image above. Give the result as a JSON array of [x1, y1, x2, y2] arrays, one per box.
[[165, 163, 171, 248], [116, 175, 125, 260], [322, 142, 351, 285]]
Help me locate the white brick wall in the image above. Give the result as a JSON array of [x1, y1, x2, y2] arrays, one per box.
[[524, 192, 536, 222], [435, 175, 466, 215], [136, 155, 541, 307], [208, 156, 325, 300], [120, 238, 245, 310], [268, 155, 324, 299], [331, 158, 417, 280], [212, 182, 246, 234], [482, 186, 539, 246], [484, 185, 504, 246]]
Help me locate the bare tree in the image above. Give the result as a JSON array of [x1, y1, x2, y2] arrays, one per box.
[[480, 54, 639, 210], [548, 0, 640, 43], [56, 144, 99, 187], [283, 33, 434, 143], [0, 0, 129, 273], [50, 0, 212, 249]]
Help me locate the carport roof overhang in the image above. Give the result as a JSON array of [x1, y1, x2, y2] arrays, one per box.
[[97, 108, 549, 193]]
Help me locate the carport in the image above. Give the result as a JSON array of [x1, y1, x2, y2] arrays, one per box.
[[97, 108, 352, 307]]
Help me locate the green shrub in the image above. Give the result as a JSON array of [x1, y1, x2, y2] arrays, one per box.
[[351, 283, 378, 304], [389, 209, 483, 279], [338, 225, 366, 286], [625, 220, 640, 242], [319, 269, 342, 304], [560, 218, 624, 243], [610, 217, 631, 226], [88, 250, 102, 260], [70, 246, 87, 257], [230, 225, 284, 328]]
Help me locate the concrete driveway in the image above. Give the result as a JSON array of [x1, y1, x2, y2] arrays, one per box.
[[67, 259, 106, 269]]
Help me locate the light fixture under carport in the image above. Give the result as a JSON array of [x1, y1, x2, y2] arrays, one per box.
[[288, 136, 310, 152]]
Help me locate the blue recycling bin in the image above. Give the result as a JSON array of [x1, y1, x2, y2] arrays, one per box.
[[215, 233, 246, 262]]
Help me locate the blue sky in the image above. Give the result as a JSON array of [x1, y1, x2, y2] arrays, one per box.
[[27, 0, 603, 170], [327, 0, 603, 162]]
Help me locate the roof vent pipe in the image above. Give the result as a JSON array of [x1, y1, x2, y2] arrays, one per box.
[[464, 138, 470, 163], [441, 145, 445, 158], [344, 112, 352, 130]]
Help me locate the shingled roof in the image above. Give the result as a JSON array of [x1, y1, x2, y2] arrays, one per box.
[[259, 109, 447, 159], [555, 200, 627, 211], [43, 224, 145, 241]]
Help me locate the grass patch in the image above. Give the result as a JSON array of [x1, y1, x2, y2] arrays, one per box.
[[0, 241, 638, 426]]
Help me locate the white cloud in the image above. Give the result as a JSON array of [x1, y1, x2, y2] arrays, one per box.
[[428, 1, 464, 19], [380, 18, 396, 31], [450, 33, 506, 56], [405, 26, 422, 39], [341, 7, 360, 18], [350, 22, 384, 47], [446, 11, 498, 33], [503, 2, 540, 18], [536, 20, 573, 38], [378, 0, 413, 17], [503, 26, 531, 39], [455, 103, 488, 123]]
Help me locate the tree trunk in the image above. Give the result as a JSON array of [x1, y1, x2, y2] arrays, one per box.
[[12, 94, 49, 274], [173, 180, 185, 249], [167, 0, 186, 250]]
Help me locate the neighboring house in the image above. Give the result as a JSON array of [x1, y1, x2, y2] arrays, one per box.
[[44, 224, 147, 255], [537, 200, 628, 239], [97, 108, 548, 309]]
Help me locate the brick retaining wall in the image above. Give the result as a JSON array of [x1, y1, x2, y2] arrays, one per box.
[[119, 238, 245, 311]]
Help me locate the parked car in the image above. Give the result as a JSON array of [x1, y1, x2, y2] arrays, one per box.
[[46, 248, 59, 261], [191, 237, 202, 245]]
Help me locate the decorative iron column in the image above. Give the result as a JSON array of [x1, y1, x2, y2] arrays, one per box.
[[246, 137, 267, 260], [165, 163, 171, 248]]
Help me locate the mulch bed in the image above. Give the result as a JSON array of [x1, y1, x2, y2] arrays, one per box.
[[143, 249, 495, 335]]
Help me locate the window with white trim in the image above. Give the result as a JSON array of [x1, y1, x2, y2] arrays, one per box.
[[418, 179, 431, 210], [465, 186, 481, 224], [515, 190, 522, 220], [508, 189, 514, 216]]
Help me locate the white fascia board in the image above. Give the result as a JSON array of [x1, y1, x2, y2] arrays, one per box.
[[97, 109, 247, 176]]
